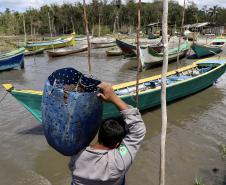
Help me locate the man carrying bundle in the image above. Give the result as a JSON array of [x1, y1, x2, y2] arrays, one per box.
[[69, 82, 146, 185]]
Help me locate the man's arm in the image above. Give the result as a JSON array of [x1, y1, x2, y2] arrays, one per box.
[[97, 82, 146, 168], [97, 82, 129, 111]]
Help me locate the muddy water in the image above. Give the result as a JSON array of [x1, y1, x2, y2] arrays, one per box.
[[0, 45, 226, 185]]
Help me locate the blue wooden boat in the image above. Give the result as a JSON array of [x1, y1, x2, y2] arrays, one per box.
[[0, 48, 25, 71]]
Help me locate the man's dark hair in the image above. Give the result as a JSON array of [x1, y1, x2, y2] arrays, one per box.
[[98, 118, 126, 149]]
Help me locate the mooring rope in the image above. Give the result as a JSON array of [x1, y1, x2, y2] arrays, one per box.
[[0, 91, 8, 104]]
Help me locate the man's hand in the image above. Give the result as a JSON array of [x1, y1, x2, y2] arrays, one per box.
[[97, 82, 129, 111]]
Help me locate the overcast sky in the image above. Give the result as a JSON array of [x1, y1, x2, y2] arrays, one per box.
[[0, 0, 225, 12]]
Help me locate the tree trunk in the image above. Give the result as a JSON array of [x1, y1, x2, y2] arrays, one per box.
[[98, 13, 101, 37], [23, 14, 27, 43], [48, 12, 54, 50], [176, 0, 186, 68], [159, 0, 169, 185]]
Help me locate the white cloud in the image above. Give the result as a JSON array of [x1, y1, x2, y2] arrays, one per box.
[[0, 0, 225, 12]]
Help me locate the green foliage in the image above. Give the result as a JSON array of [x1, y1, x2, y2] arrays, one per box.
[[92, 25, 111, 36], [0, 1, 226, 36], [194, 177, 204, 185]]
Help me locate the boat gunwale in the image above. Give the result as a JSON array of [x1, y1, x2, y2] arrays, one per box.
[[4, 57, 226, 97], [0, 48, 25, 61]]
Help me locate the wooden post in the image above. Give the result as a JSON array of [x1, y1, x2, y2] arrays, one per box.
[[135, 0, 141, 108], [48, 12, 54, 50], [30, 14, 33, 40], [160, 0, 169, 184], [48, 12, 53, 39], [176, 0, 186, 68], [83, 0, 92, 74], [23, 14, 27, 43], [98, 13, 101, 37]]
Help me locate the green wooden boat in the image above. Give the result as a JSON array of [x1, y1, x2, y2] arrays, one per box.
[[191, 43, 222, 58], [26, 35, 75, 51], [148, 41, 189, 57], [140, 41, 190, 69], [24, 48, 45, 56], [2, 57, 226, 122]]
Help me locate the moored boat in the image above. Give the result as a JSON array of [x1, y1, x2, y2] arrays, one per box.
[[116, 39, 136, 57], [2, 57, 226, 121], [106, 47, 122, 56], [26, 35, 75, 51], [0, 48, 25, 71], [24, 48, 45, 56], [47, 44, 88, 57], [208, 37, 226, 47], [91, 37, 116, 49], [140, 41, 190, 69], [191, 43, 222, 58]]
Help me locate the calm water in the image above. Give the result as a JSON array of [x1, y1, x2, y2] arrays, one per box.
[[0, 45, 226, 185]]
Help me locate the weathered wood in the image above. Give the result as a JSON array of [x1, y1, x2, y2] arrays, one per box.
[[176, 0, 186, 68], [48, 12, 54, 50], [22, 14, 27, 43], [160, 0, 169, 184], [135, 0, 141, 108]]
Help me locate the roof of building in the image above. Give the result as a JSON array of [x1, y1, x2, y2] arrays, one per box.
[[184, 22, 211, 29], [146, 22, 161, 27]]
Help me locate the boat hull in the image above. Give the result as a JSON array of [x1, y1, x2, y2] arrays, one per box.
[[26, 36, 75, 51], [191, 43, 222, 58], [47, 46, 88, 57], [143, 49, 188, 69], [103, 62, 226, 118], [116, 39, 136, 57], [0, 48, 25, 71], [24, 48, 45, 56], [3, 58, 226, 122], [106, 47, 122, 56]]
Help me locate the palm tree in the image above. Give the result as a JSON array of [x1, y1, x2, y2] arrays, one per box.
[[208, 5, 219, 24]]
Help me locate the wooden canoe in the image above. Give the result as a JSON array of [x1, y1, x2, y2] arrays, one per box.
[[191, 43, 222, 58], [140, 41, 190, 69], [47, 45, 88, 57], [0, 48, 25, 71], [26, 35, 75, 51], [24, 48, 45, 56], [2, 57, 226, 122]]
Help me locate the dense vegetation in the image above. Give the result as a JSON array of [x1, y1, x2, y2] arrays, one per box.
[[0, 0, 225, 36]]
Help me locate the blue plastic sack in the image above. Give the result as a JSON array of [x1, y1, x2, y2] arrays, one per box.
[[42, 68, 103, 156]]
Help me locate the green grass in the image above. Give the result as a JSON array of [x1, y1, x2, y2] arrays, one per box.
[[219, 144, 226, 158]]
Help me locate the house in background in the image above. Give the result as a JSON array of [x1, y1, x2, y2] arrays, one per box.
[[184, 22, 225, 35]]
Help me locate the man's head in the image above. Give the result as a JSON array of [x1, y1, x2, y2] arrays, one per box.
[[98, 119, 126, 149]]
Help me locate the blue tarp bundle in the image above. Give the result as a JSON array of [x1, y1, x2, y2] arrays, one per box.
[[42, 68, 103, 156]]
